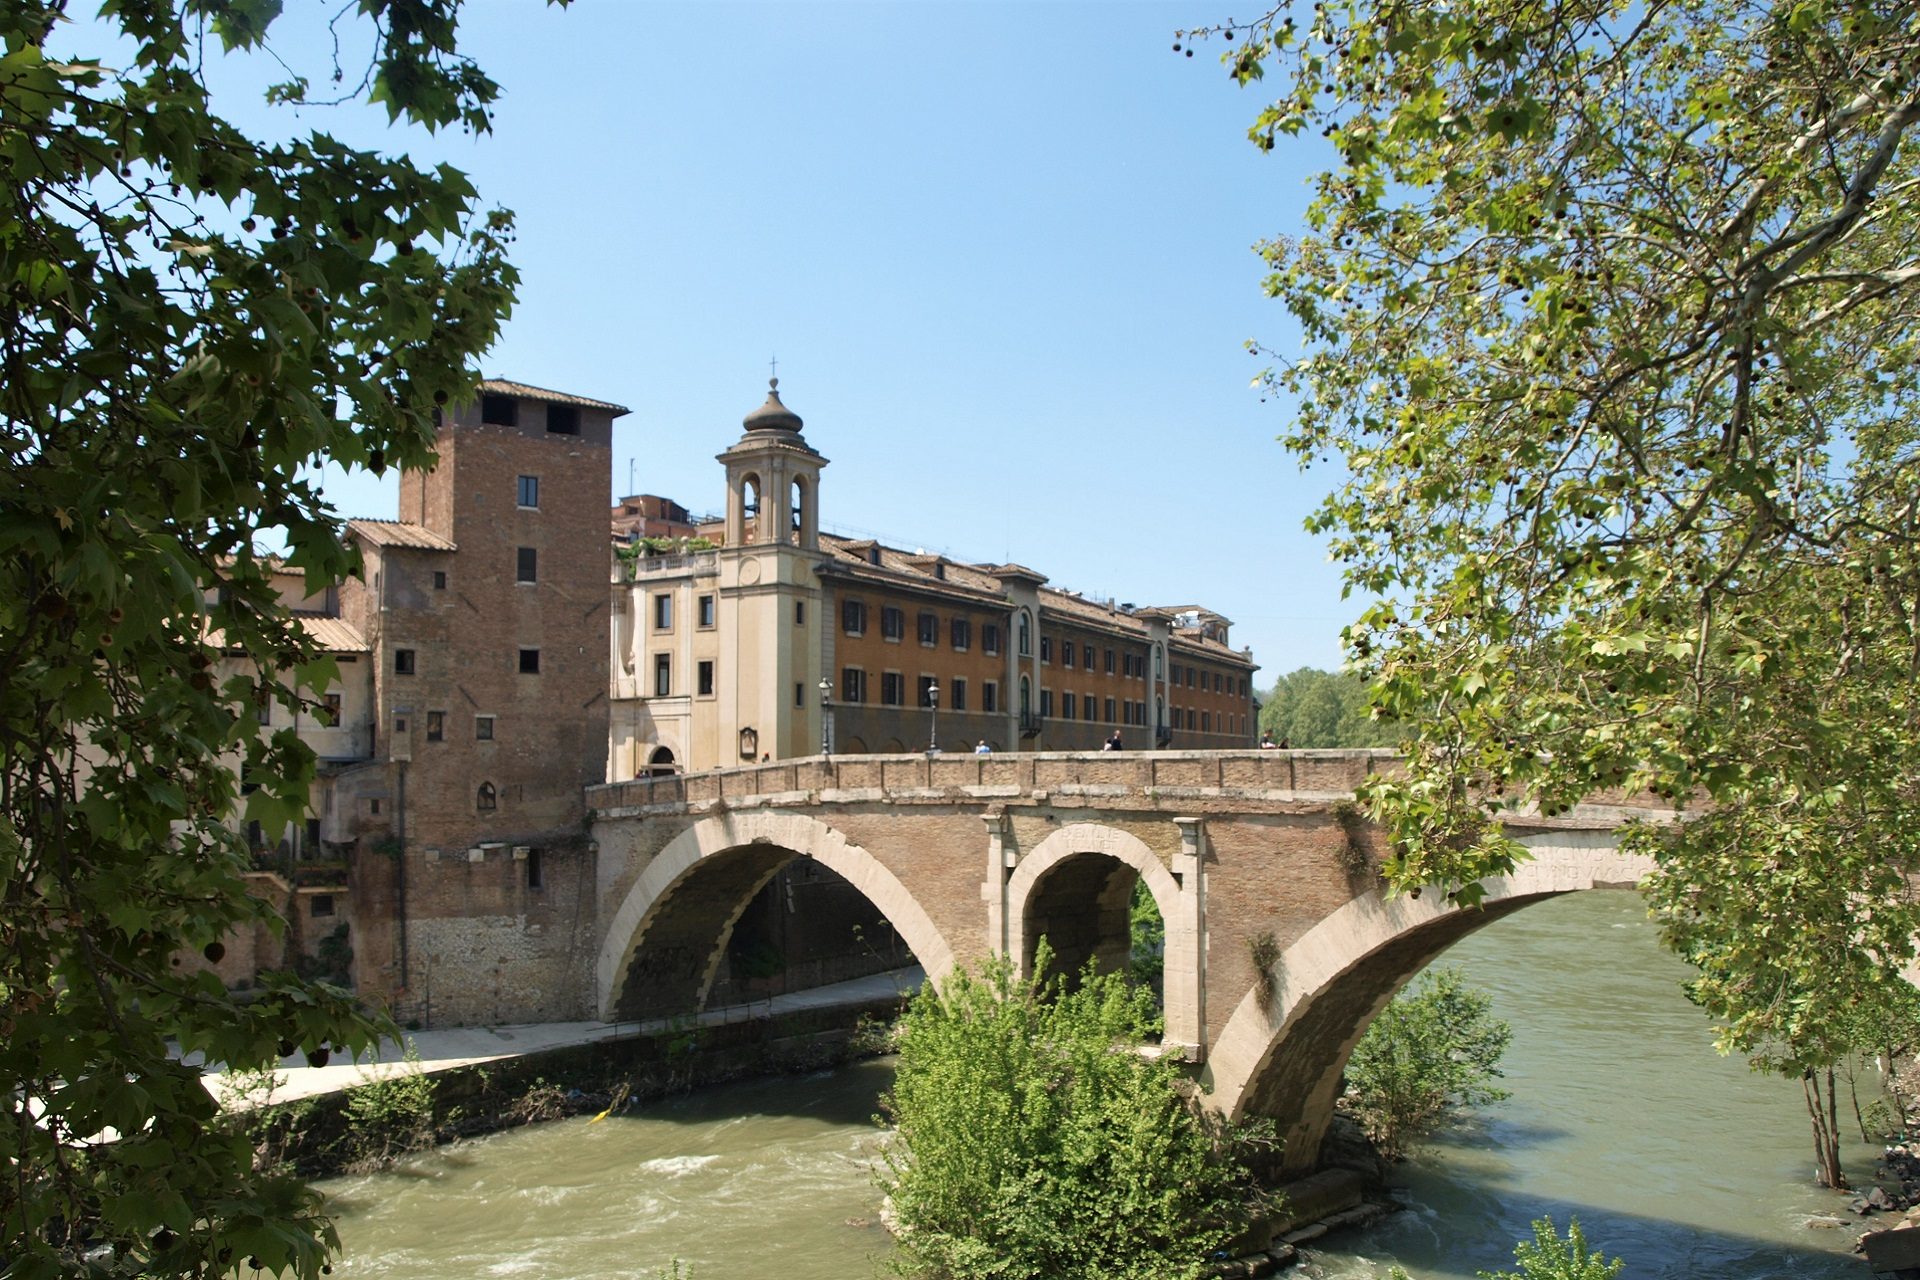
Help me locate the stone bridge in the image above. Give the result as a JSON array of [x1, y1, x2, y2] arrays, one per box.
[[585, 749, 1671, 1174]]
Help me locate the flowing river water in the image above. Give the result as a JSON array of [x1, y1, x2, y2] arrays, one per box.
[[322, 892, 1881, 1279]]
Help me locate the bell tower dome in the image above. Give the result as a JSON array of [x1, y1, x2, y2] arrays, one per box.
[[720, 378, 826, 550]]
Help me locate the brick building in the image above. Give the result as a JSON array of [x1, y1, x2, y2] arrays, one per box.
[[609, 381, 1260, 776]]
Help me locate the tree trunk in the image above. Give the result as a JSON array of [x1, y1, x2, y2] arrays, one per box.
[[1805, 1068, 1849, 1190]]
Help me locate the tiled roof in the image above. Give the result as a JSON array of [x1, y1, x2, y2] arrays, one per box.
[[346, 519, 457, 551], [297, 616, 368, 652], [481, 378, 630, 416]]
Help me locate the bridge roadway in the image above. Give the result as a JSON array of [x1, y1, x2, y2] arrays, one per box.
[[586, 748, 1672, 1175]]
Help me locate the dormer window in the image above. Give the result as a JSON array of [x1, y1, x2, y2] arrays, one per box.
[[481, 393, 517, 426]]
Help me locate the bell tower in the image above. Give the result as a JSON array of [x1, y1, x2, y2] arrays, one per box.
[[715, 378, 829, 761]]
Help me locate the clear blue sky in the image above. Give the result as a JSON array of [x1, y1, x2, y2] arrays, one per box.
[[170, 0, 1362, 677]]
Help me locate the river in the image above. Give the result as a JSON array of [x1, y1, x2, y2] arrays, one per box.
[[322, 892, 1880, 1278]]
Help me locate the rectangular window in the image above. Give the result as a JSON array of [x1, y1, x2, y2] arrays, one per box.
[[1105, 648, 1115, 675], [518, 647, 540, 674], [653, 593, 672, 630], [918, 611, 938, 646], [699, 595, 716, 628], [697, 660, 715, 696], [1186, 708, 1197, 730], [794, 601, 806, 625], [1105, 697, 1116, 723], [795, 682, 805, 708], [481, 393, 517, 426], [517, 546, 537, 583], [394, 648, 415, 675], [881, 606, 905, 641], [546, 403, 580, 435], [475, 714, 495, 740], [983, 681, 998, 713], [983, 623, 1001, 656], [881, 671, 904, 706], [1040, 636, 1052, 663], [516, 474, 539, 508], [1084, 644, 1095, 670], [1061, 642, 1074, 669], [432, 570, 447, 590], [318, 692, 341, 727], [254, 685, 272, 726], [1202, 711, 1212, 733], [843, 599, 867, 636], [919, 676, 938, 708], [426, 710, 444, 741], [526, 848, 543, 891], [311, 894, 335, 919], [951, 678, 967, 711], [654, 653, 671, 697], [841, 667, 867, 703], [1061, 691, 1075, 720], [305, 817, 322, 849], [1040, 689, 1054, 718], [950, 617, 970, 650]]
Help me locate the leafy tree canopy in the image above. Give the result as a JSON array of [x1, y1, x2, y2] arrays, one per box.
[[1260, 664, 1402, 747], [0, 1, 542, 1273], [1200, 0, 1920, 1111]]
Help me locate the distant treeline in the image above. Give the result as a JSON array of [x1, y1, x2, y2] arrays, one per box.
[[1257, 667, 1402, 749]]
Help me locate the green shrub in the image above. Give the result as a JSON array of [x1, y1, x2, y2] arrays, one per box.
[[1343, 966, 1511, 1160], [1129, 879, 1166, 988], [879, 947, 1248, 1280], [342, 1048, 437, 1169], [1478, 1217, 1623, 1280]]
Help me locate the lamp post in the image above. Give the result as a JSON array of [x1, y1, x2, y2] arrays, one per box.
[[925, 678, 940, 755], [818, 677, 833, 758]]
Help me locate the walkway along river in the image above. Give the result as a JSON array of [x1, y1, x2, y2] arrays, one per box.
[[320, 892, 1881, 1279]]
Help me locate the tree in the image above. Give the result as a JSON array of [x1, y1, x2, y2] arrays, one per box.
[[879, 950, 1250, 1280], [1, 3, 537, 1273], [1260, 665, 1401, 747], [1196, 0, 1920, 1187], [1342, 967, 1511, 1161], [1477, 1218, 1624, 1280]]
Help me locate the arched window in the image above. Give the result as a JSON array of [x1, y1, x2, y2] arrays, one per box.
[[1017, 609, 1032, 657], [476, 781, 497, 812], [742, 473, 761, 543], [1153, 645, 1164, 680], [646, 745, 676, 778], [790, 476, 807, 545]]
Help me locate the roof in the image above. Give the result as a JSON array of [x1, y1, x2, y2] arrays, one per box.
[[742, 378, 804, 434], [480, 377, 630, 416], [297, 616, 368, 652], [346, 519, 457, 552]]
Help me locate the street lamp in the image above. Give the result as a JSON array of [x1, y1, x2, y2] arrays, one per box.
[[925, 678, 940, 755], [818, 676, 833, 758]]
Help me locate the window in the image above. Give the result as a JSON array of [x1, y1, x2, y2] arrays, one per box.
[[481, 393, 517, 426], [518, 647, 540, 674], [841, 667, 867, 703], [306, 817, 321, 849], [394, 648, 415, 675], [881, 671, 905, 706], [699, 595, 716, 628], [432, 570, 447, 590], [254, 685, 272, 725], [983, 681, 998, 713], [1084, 644, 1095, 670], [311, 894, 335, 919], [517, 546, 537, 583], [1061, 691, 1075, 720], [794, 601, 806, 625], [1040, 688, 1053, 718], [918, 611, 938, 646], [1105, 697, 1116, 723], [1186, 708, 1197, 729], [426, 710, 444, 741], [951, 678, 967, 711], [843, 599, 867, 636], [526, 848, 543, 891], [653, 594, 672, 630], [697, 660, 715, 696], [1040, 636, 1052, 663], [476, 781, 497, 812], [654, 653, 671, 697], [516, 474, 539, 508], [951, 617, 971, 651], [983, 623, 1001, 656], [882, 606, 905, 641], [475, 714, 494, 740], [546, 403, 580, 435], [1017, 612, 1031, 656], [1062, 642, 1074, 669], [919, 676, 938, 708], [795, 682, 805, 708], [1105, 648, 1115, 674], [1202, 711, 1212, 733]]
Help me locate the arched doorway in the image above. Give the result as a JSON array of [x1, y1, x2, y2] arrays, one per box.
[[645, 745, 677, 777]]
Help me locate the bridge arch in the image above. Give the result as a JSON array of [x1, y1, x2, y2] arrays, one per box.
[[596, 811, 956, 1022], [1005, 822, 1205, 1054], [1202, 830, 1652, 1175]]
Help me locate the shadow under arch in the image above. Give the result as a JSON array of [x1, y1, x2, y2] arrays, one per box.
[[1203, 830, 1653, 1176], [597, 810, 956, 1022], [1005, 822, 1201, 1052]]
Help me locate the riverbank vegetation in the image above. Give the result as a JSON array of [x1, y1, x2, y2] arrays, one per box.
[[1207, 0, 1920, 1190], [880, 950, 1265, 1280], [1258, 667, 1402, 749], [1343, 968, 1512, 1162]]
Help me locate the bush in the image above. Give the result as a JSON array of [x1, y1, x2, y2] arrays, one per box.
[[880, 948, 1248, 1280], [1478, 1217, 1623, 1280], [342, 1048, 438, 1169], [1343, 966, 1511, 1160]]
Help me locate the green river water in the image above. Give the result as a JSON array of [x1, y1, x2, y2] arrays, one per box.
[[323, 892, 1881, 1279]]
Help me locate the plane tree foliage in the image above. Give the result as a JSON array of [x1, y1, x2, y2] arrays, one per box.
[[0, 1, 537, 1272], [1194, 0, 1920, 1187]]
